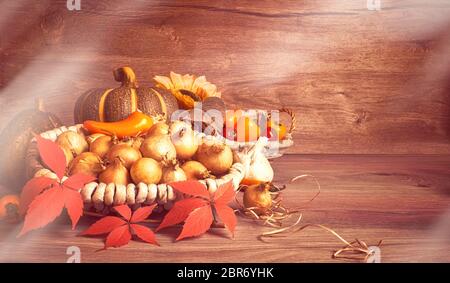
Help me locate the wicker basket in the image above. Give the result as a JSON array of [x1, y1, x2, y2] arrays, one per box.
[[26, 125, 246, 214]]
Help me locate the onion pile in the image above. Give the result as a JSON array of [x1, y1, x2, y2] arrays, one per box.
[[56, 120, 235, 188]]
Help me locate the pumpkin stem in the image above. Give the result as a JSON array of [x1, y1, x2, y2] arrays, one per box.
[[113, 67, 138, 88]]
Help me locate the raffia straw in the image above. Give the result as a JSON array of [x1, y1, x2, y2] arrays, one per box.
[[236, 175, 382, 262]]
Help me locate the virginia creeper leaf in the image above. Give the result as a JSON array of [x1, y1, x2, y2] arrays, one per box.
[[19, 177, 57, 215], [131, 224, 159, 246], [105, 225, 132, 249], [81, 216, 127, 236], [176, 205, 214, 241], [113, 204, 132, 221], [18, 186, 65, 237], [63, 188, 84, 229], [35, 135, 66, 179], [169, 180, 210, 199], [214, 181, 235, 204], [130, 204, 157, 223], [215, 203, 237, 237], [63, 173, 97, 191], [157, 198, 207, 232]]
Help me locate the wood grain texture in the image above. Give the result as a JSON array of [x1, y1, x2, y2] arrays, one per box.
[[0, 0, 449, 153], [1, 154, 449, 263]]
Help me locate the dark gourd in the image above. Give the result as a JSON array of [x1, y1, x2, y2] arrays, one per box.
[[0, 99, 62, 192], [74, 67, 178, 123]]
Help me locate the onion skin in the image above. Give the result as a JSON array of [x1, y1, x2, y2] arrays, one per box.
[[162, 164, 187, 183], [140, 134, 176, 162], [61, 146, 74, 166], [89, 135, 113, 158], [243, 183, 272, 214], [86, 133, 106, 145], [170, 121, 198, 160], [195, 141, 233, 175], [130, 158, 162, 184], [106, 143, 142, 169], [99, 158, 130, 185], [147, 122, 169, 137], [69, 152, 104, 177], [181, 161, 210, 180], [56, 131, 88, 156]]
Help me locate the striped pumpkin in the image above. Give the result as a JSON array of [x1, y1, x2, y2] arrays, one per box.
[[74, 67, 178, 123]]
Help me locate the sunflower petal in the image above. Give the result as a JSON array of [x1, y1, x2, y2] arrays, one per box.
[[182, 74, 194, 90], [153, 75, 174, 90], [170, 71, 184, 90]]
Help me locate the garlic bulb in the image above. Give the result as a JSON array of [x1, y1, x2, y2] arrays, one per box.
[[234, 137, 273, 185]]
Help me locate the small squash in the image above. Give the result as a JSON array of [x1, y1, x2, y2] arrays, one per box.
[[0, 99, 62, 192], [74, 67, 178, 123]]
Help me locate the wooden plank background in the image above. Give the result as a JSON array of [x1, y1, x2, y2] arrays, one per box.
[[1, 0, 450, 154], [1, 155, 449, 262]]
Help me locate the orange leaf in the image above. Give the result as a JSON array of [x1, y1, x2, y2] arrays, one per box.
[[176, 205, 213, 241], [215, 203, 237, 237], [156, 198, 208, 232], [19, 177, 57, 215], [213, 181, 235, 204], [35, 136, 66, 180], [169, 180, 210, 200], [63, 188, 84, 230], [81, 216, 126, 236], [131, 224, 159, 246], [18, 186, 65, 237], [105, 225, 132, 249], [130, 204, 157, 223], [113, 205, 132, 221]]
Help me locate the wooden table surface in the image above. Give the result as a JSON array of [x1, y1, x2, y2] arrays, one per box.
[[0, 154, 449, 263]]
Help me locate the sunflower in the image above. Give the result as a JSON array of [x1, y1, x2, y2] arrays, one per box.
[[153, 71, 221, 109]]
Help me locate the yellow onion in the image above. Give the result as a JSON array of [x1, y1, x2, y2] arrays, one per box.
[[162, 163, 187, 183], [181, 161, 210, 180], [169, 121, 198, 160], [86, 133, 106, 145], [69, 152, 104, 177], [61, 146, 74, 166], [140, 134, 176, 162], [147, 122, 169, 137], [130, 158, 162, 184], [243, 183, 272, 214], [89, 135, 114, 158], [121, 137, 144, 150], [99, 158, 130, 185], [195, 140, 232, 175], [56, 131, 88, 156], [106, 144, 142, 169]]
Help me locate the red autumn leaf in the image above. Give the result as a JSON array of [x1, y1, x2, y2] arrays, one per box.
[[176, 205, 214, 241], [82, 205, 159, 249], [18, 186, 65, 237], [63, 173, 97, 191], [214, 204, 237, 237], [35, 135, 66, 180], [63, 188, 84, 229], [113, 205, 132, 221], [131, 224, 159, 246], [169, 180, 210, 199], [105, 225, 132, 249], [130, 204, 157, 223], [19, 177, 57, 215], [159, 181, 237, 241], [213, 181, 235, 204], [81, 216, 126, 235], [156, 198, 208, 232]]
